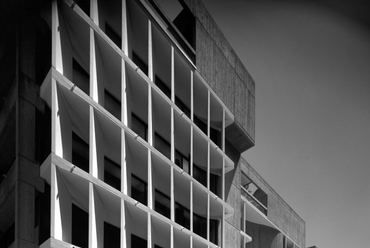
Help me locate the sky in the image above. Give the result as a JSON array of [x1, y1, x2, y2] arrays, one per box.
[[201, 0, 370, 247]]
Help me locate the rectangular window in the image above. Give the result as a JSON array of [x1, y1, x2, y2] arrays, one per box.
[[75, 0, 90, 16], [72, 204, 88, 248], [72, 58, 89, 95], [175, 203, 190, 230], [155, 190, 171, 219], [193, 213, 207, 240], [154, 133, 171, 160], [210, 219, 219, 245], [104, 222, 120, 248], [35, 184, 51, 245], [105, 22, 122, 48], [131, 234, 147, 247], [193, 164, 207, 188], [210, 126, 221, 147], [175, 97, 190, 118], [175, 150, 190, 174], [131, 113, 147, 141], [105, 89, 121, 120], [210, 173, 219, 196], [194, 115, 207, 136], [131, 174, 147, 205], [132, 51, 148, 75], [0, 223, 14, 248], [72, 132, 89, 173], [104, 157, 121, 191], [155, 75, 171, 99]]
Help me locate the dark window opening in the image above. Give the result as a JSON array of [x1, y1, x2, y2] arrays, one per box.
[[210, 219, 219, 245], [175, 150, 190, 174], [35, 184, 51, 245], [72, 204, 88, 248], [131, 113, 147, 141], [105, 89, 121, 120], [36, 17, 51, 86], [194, 115, 207, 136], [155, 190, 171, 219], [155, 75, 171, 99], [131, 174, 147, 205], [193, 213, 207, 240], [0, 223, 14, 248], [132, 51, 148, 75], [131, 234, 164, 248], [154, 133, 170, 160], [0, 27, 16, 110], [148, 0, 195, 62], [105, 22, 122, 48], [210, 173, 219, 196], [104, 222, 120, 248], [175, 203, 190, 230], [131, 234, 147, 247], [175, 97, 190, 118], [72, 132, 89, 173], [173, 5, 195, 49], [193, 164, 207, 188], [210, 127, 221, 148], [72, 58, 90, 95], [75, 0, 90, 16], [241, 173, 268, 215], [104, 156, 121, 191], [36, 106, 51, 164]]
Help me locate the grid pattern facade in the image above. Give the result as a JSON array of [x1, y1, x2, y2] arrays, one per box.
[[39, 0, 235, 247], [0, 0, 306, 247]]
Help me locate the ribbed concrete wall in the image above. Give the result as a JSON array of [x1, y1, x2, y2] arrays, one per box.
[[182, 0, 255, 153], [241, 158, 306, 248]]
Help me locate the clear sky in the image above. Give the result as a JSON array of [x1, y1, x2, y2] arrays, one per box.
[[202, 0, 370, 247]]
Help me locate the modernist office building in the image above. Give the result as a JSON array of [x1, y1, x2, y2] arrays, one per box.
[[0, 0, 305, 247]]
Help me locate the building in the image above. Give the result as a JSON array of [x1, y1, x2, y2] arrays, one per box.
[[0, 0, 305, 247]]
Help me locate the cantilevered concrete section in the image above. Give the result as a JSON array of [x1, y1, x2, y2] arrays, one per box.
[[0, 0, 303, 248]]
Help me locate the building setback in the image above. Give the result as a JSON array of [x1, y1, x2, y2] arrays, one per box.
[[0, 0, 305, 247]]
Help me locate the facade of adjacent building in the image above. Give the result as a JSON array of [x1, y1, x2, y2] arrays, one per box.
[[0, 0, 305, 247]]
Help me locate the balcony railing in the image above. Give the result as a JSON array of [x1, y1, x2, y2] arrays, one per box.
[[241, 186, 267, 215]]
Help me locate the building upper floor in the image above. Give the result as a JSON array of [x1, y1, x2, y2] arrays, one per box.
[[239, 158, 305, 248]]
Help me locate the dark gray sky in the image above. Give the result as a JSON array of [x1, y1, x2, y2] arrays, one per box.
[[202, 0, 370, 247]]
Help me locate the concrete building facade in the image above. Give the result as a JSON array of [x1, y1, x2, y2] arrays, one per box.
[[0, 0, 305, 248]]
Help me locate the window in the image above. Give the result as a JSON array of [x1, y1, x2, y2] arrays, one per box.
[[131, 113, 147, 141], [72, 204, 88, 248], [72, 58, 89, 95], [72, 132, 89, 173], [105, 22, 121, 48], [154, 133, 170, 160], [132, 51, 148, 75], [175, 203, 190, 230], [155, 75, 171, 99], [131, 174, 147, 205], [104, 222, 120, 248], [210, 219, 219, 245], [74, 0, 90, 16], [155, 190, 171, 219], [194, 115, 207, 136], [131, 234, 146, 247], [105, 89, 121, 120], [35, 184, 50, 245], [104, 157, 121, 190], [210, 173, 219, 196], [175, 97, 190, 118], [175, 150, 190, 174], [193, 164, 207, 188], [0, 223, 14, 248], [193, 213, 207, 240], [210, 126, 221, 147]]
